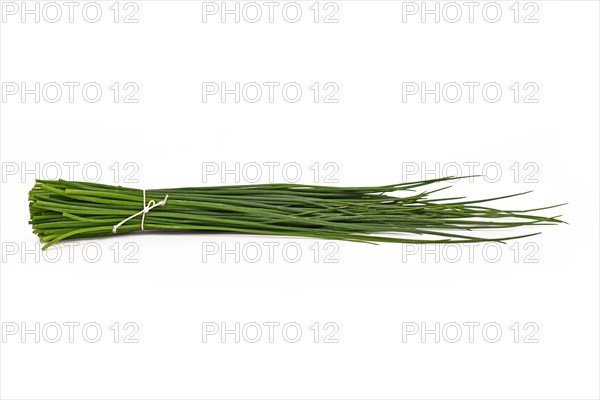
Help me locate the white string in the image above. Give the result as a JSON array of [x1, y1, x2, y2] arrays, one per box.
[[112, 190, 169, 234]]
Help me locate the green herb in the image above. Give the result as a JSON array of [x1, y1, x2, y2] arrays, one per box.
[[28, 177, 565, 250]]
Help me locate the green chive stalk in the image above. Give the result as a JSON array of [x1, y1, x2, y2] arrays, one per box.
[[28, 177, 565, 250]]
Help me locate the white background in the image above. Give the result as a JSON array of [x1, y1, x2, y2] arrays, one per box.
[[1, 1, 599, 399]]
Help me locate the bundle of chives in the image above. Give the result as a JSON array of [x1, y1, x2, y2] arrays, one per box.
[[28, 177, 564, 250]]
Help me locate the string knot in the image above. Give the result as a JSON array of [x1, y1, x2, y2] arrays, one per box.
[[112, 190, 168, 234]]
